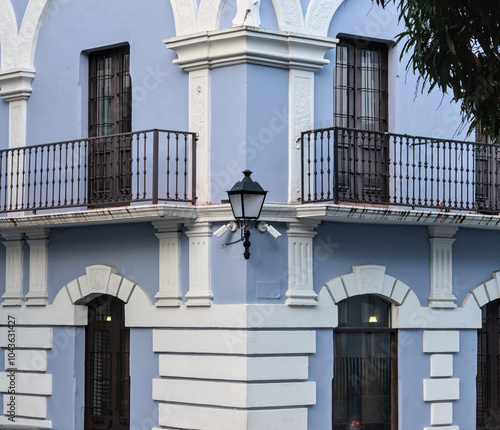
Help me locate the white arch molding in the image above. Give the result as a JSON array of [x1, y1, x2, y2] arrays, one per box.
[[464, 271, 500, 310], [319, 264, 422, 329], [53, 264, 153, 325], [0, 0, 18, 70]]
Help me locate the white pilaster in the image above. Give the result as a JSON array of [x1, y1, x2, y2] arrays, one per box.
[[428, 226, 458, 308], [25, 228, 50, 306], [185, 221, 213, 306], [189, 69, 211, 204], [0, 68, 35, 148], [1, 231, 24, 306], [289, 69, 315, 203], [153, 221, 183, 307], [286, 221, 319, 306]]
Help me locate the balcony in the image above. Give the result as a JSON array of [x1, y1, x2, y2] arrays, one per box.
[[301, 127, 500, 214], [0, 129, 197, 214]]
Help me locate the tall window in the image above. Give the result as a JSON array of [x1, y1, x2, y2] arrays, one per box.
[[89, 45, 131, 137], [85, 295, 130, 430], [477, 300, 500, 430], [333, 38, 390, 203], [88, 45, 132, 206], [334, 39, 388, 131], [333, 295, 397, 430]]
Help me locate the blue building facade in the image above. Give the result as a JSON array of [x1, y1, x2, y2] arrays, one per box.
[[0, 1, 496, 429]]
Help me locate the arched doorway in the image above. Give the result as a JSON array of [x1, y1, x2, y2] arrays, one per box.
[[478, 299, 500, 430], [85, 295, 130, 430], [333, 295, 397, 430]]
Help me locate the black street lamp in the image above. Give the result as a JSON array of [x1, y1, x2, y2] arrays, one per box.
[[227, 170, 267, 259]]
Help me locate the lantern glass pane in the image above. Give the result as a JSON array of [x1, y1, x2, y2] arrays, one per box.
[[243, 193, 265, 219], [229, 193, 243, 219]]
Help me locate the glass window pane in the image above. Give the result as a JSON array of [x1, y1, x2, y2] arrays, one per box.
[[338, 295, 390, 328], [333, 332, 392, 430]]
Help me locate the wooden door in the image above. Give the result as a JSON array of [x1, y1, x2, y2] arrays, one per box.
[[85, 295, 130, 430], [334, 40, 389, 204], [88, 46, 132, 207]]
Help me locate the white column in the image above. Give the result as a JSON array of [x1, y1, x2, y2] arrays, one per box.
[[289, 69, 315, 203], [153, 221, 183, 307], [286, 221, 319, 306], [428, 226, 458, 309], [25, 228, 50, 306], [0, 68, 35, 148], [185, 221, 213, 306], [0, 68, 35, 213], [1, 231, 24, 306], [189, 69, 211, 204]]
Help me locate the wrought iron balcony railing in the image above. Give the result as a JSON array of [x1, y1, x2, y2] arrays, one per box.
[[301, 127, 500, 213], [0, 129, 197, 214]]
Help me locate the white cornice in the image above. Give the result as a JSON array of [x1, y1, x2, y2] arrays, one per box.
[[164, 26, 338, 72], [0, 67, 36, 101], [3, 203, 500, 231], [296, 203, 500, 230]]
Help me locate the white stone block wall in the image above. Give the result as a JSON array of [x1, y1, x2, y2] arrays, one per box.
[[0, 326, 52, 428], [152, 329, 316, 430]]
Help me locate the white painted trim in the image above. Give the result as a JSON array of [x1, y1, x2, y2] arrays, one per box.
[[296, 203, 500, 230], [233, 0, 261, 27], [305, 0, 345, 36], [465, 270, 500, 310], [271, 0, 305, 32], [165, 26, 337, 72], [157, 404, 307, 430], [286, 220, 319, 306], [0, 203, 197, 229], [153, 221, 183, 306], [1, 233, 24, 306], [0, 416, 51, 428], [0, 68, 36, 102], [289, 69, 316, 203], [153, 329, 316, 355], [423, 331, 460, 353], [169, 0, 198, 36], [0, 0, 18, 70], [189, 69, 211, 203], [430, 403, 453, 426], [423, 378, 459, 402], [428, 226, 458, 308], [2, 394, 47, 419], [5, 349, 47, 372], [185, 221, 213, 306], [0, 372, 52, 395], [153, 378, 316, 408], [25, 228, 50, 306], [0, 326, 52, 349], [158, 354, 309, 381], [197, 0, 225, 32], [6, 202, 500, 231], [17, 0, 52, 68]]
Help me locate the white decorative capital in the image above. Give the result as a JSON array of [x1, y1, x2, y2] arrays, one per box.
[[165, 26, 337, 72], [0, 68, 36, 102]]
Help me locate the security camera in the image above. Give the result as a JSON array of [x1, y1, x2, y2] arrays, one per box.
[[256, 222, 281, 239], [213, 221, 239, 238]]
